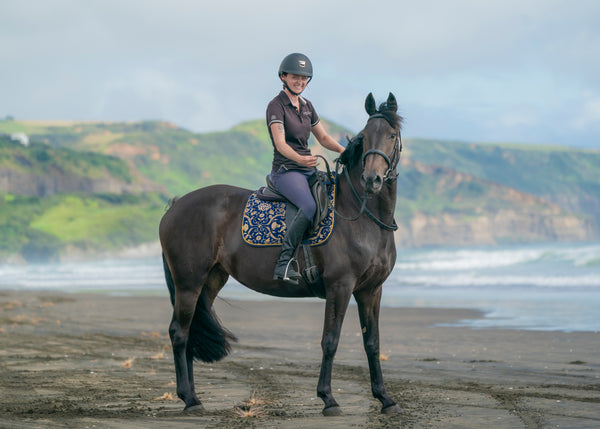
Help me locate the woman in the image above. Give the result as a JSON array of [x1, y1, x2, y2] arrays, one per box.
[[267, 52, 345, 284]]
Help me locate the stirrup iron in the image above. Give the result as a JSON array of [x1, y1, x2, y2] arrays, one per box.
[[283, 258, 300, 281]]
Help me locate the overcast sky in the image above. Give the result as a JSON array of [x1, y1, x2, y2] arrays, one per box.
[[2, 0, 599, 148]]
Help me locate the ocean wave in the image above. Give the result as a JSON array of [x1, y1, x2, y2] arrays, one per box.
[[395, 243, 600, 271], [0, 257, 164, 290], [389, 273, 600, 288]]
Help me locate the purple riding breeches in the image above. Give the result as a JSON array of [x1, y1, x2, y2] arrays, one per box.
[[270, 167, 316, 220]]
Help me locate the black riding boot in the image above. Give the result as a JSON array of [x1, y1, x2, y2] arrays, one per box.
[[273, 209, 311, 285]]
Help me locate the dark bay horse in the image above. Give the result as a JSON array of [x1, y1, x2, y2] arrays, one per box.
[[159, 92, 403, 416]]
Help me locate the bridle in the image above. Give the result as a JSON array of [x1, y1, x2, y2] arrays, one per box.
[[361, 113, 402, 182], [334, 113, 402, 231]]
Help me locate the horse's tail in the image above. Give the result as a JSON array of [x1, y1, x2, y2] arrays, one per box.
[[162, 253, 237, 363], [163, 253, 176, 306]]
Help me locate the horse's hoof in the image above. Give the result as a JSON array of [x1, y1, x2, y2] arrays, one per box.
[[183, 404, 204, 413], [322, 405, 343, 416], [381, 403, 402, 414]]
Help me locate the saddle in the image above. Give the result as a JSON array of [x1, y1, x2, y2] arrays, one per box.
[[256, 170, 332, 232]]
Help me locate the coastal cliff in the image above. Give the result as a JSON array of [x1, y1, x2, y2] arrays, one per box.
[[394, 159, 596, 247]]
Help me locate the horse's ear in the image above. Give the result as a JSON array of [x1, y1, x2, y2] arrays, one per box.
[[386, 93, 397, 112], [365, 93, 377, 115]]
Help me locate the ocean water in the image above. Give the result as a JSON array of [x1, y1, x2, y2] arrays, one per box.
[[1, 242, 599, 332], [389, 243, 600, 332]]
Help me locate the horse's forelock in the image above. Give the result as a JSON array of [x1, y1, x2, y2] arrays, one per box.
[[377, 106, 403, 130]]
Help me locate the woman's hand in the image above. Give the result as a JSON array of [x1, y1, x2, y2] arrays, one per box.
[[298, 155, 319, 168]]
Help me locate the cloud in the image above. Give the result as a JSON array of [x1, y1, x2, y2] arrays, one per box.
[[1, 0, 600, 147], [572, 95, 600, 131]]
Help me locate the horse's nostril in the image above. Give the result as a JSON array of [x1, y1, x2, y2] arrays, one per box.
[[361, 174, 383, 193]]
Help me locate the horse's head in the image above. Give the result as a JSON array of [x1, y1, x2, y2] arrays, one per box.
[[339, 93, 403, 193], [344, 93, 402, 194]]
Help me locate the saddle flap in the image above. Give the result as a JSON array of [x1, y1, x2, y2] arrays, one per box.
[[308, 171, 332, 230]]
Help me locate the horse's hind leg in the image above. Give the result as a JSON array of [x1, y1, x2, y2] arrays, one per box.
[[169, 289, 203, 411], [169, 264, 233, 411], [354, 287, 400, 414], [184, 265, 230, 403]]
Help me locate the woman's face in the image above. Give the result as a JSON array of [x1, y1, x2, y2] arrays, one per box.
[[282, 73, 309, 95]]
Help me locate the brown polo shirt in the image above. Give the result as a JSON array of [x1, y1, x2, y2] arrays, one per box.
[[266, 90, 320, 172]]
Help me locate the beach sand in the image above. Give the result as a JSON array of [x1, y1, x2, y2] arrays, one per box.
[[0, 290, 598, 428]]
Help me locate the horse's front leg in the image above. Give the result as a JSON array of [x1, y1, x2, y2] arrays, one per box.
[[317, 286, 352, 416], [354, 286, 401, 414]]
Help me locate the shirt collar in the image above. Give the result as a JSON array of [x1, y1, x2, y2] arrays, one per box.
[[279, 90, 307, 107]]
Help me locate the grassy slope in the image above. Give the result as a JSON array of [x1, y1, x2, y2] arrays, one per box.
[[0, 138, 132, 182], [0, 192, 166, 261]]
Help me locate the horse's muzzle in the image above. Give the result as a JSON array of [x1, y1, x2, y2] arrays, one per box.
[[361, 172, 383, 194]]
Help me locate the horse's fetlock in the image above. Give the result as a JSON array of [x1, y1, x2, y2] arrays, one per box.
[[372, 386, 385, 399], [317, 388, 331, 399]]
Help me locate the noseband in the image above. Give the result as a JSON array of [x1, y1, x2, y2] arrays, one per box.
[[361, 113, 402, 182]]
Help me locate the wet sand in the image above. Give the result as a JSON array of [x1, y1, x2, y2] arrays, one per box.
[[0, 290, 598, 428]]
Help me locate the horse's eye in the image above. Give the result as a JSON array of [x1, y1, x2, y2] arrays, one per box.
[[390, 133, 397, 140]]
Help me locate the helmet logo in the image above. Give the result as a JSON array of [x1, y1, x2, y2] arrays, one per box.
[[298, 60, 306, 68]]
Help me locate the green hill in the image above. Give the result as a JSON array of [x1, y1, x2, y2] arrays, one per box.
[[1, 120, 274, 195], [0, 132, 166, 261], [0, 118, 597, 261], [0, 119, 349, 195]]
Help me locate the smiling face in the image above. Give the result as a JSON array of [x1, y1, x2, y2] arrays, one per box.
[[281, 73, 309, 95]]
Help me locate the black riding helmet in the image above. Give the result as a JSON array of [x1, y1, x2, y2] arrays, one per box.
[[278, 53, 313, 95]]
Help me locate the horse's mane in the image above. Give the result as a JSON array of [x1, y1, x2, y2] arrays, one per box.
[[339, 133, 364, 169], [339, 103, 403, 169]]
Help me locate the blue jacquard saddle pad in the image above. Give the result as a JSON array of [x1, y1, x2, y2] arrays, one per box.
[[241, 182, 336, 247]]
